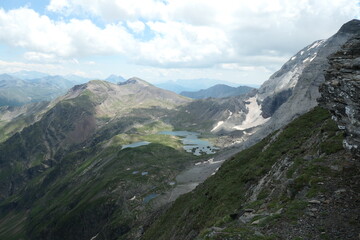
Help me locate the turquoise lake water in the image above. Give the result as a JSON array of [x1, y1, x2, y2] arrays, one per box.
[[159, 131, 219, 156]]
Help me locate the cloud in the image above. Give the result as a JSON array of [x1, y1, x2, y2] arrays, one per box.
[[126, 20, 145, 33], [0, 0, 359, 72], [46, 0, 167, 21], [0, 59, 61, 74]]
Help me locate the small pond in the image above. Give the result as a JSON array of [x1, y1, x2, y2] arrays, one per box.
[[121, 141, 150, 150], [159, 131, 219, 156], [143, 193, 159, 203]]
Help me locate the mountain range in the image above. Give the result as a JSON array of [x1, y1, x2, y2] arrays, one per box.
[[0, 19, 359, 240], [155, 78, 256, 94], [180, 84, 255, 99]]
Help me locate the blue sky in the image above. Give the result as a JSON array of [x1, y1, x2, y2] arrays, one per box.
[[0, 0, 359, 85]]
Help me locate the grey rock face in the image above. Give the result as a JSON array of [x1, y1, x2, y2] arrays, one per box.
[[319, 32, 360, 157], [242, 19, 360, 149]]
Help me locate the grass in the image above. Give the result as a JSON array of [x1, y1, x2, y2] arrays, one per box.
[[142, 107, 346, 240], [1, 137, 198, 240]]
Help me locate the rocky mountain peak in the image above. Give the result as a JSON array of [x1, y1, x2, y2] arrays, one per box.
[[120, 77, 152, 86], [338, 19, 360, 34]]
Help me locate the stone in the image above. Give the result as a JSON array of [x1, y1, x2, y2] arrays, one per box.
[[252, 219, 260, 225], [319, 34, 360, 158], [244, 209, 255, 213], [335, 188, 347, 194], [308, 200, 321, 204]]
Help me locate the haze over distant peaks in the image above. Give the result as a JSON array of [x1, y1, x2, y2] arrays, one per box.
[[105, 74, 126, 83], [155, 78, 256, 94], [180, 84, 255, 99]]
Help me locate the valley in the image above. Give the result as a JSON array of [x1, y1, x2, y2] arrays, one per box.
[[0, 16, 358, 240]]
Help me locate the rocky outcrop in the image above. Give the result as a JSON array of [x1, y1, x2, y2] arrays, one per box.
[[242, 19, 360, 149], [319, 21, 360, 157]]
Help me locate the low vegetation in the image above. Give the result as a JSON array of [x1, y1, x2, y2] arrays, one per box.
[[142, 107, 356, 240]]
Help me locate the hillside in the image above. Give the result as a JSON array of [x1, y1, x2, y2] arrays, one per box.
[[0, 19, 359, 240], [143, 106, 359, 240], [142, 24, 360, 239], [0, 78, 205, 239], [180, 84, 254, 99]]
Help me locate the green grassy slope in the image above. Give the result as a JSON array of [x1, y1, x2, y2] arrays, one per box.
[[0, 134, 199, 240], [142, 107, 359, 240]]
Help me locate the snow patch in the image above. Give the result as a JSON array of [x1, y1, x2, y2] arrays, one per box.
[[233, 96, 269, 131], [309, 53, 317, 62], [211, 121, 224, 132], [300, 51, 304, 55], [90, 234, 99, 240], [227, 110, 233, 120], [290, 56, 296, 61], [302, 57, 310, 63], [303, 53, 317, 63], [308, 40, 324, 50]]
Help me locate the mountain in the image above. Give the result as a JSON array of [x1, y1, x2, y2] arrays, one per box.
[[155, 78, 244, 94], [182, 19, 360, 150], [180, 84, 255, 99], [0, 74, 89, 107], [0, 20, 359, 240], [155, 81, 196, 93], [63, 74, 90, 83], [0, 78, 198, 239], [143, 22, 360, 239], [0, 102, 50, 142], [0, 74, 59, 106], [9, 70, 50, 80], [105, 74, 126, 83]]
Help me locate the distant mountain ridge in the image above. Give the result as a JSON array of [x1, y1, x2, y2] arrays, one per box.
[[0, 72, 127, 107], [105, 74, 126, 83], [0, 74, 85, 106], [180, 84, 254, 99], [155, 78, 255, 93]]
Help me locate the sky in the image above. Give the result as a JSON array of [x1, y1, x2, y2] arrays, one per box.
[[0, 0, 359, 85]]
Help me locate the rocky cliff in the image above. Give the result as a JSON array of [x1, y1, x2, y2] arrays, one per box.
[[243, 19, 360, 149], [319, 21, 360, 157], [203, 20, 360, 150]]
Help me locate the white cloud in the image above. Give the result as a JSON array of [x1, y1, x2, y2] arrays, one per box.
[[24, 52, 58, 62], [0, 59, 62, 74], [47, 0, 167, 21], [0, 8, 135, 58], [136, 21, 233, 67], [126, 20, 145, 33], [0, 0, 359, 78]]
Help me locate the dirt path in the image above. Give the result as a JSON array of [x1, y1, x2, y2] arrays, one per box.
[[154, 147, 240, 206]]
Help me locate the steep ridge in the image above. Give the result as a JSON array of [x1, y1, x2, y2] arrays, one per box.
[[319, 30, 360, 157], [244, 19, 360, 147], [143, 107, 359, 240], [142, 20, 360, 240], [0, 101, 50, 142], [203, 20, 360, 149]]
